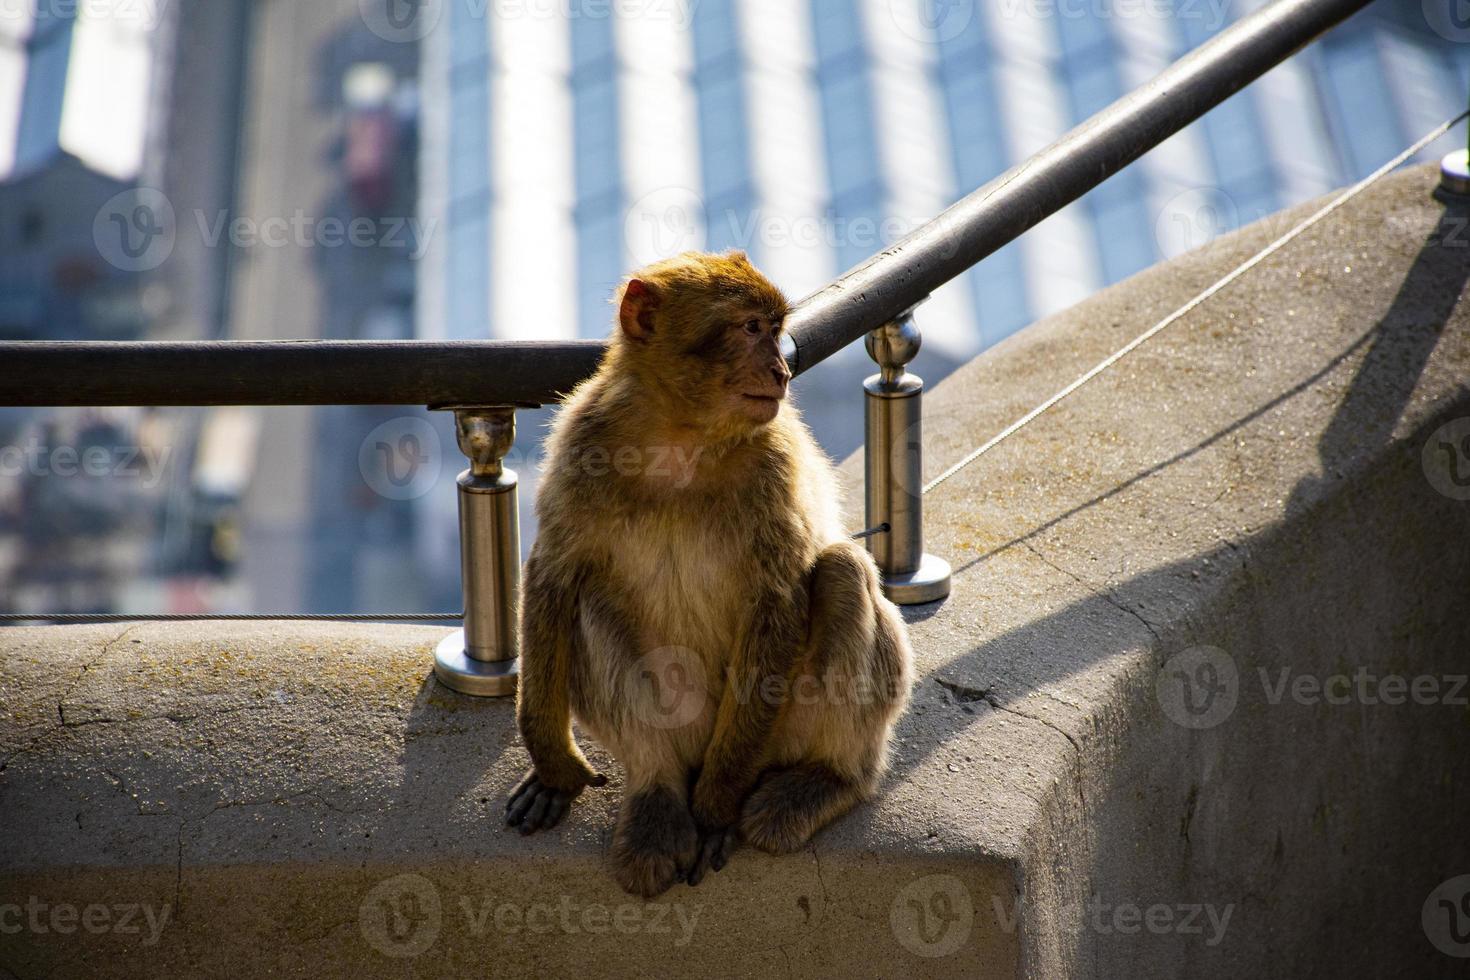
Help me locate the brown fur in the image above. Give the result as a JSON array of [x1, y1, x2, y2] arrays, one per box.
[[508, 250, 913, 897]]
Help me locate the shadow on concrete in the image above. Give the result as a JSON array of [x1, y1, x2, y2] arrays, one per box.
[[398, 673, 521, 823], [886, 187, 1470, 782], [872, 191, 1470, 977], [1290, 200, 1470, 511]]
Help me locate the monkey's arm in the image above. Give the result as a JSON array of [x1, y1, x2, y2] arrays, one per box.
[[507, 550, 606, 834], [687, 586, 806, 877]]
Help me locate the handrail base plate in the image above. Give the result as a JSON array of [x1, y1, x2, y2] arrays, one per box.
[[880, 552, 952, 606], [434, 630, 519, 697]]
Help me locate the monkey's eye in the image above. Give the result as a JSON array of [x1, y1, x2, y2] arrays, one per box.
[[743, 319, 761, 335]]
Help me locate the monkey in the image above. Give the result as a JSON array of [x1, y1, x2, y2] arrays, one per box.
[[505, 250, 913, 898]]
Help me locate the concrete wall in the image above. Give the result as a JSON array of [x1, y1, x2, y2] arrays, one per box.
[[2, 165, 1468, 977], [896, 161, 1470, 976]]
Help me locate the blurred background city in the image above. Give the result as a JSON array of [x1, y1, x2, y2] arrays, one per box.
[[0, 0, 1465, 618]]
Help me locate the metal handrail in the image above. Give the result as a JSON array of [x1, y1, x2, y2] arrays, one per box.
[[785, 0, 1373, 373], [0, 339, 607, 408], [0, 0, 1372, 409]]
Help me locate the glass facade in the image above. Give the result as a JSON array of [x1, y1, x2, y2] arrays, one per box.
[[936, 21, 1029, 345], [442, 0, 491, 340], [692, 0, 754, 255], [571, 13, 623, 338], [810, 0, 884, 276], [423, 0, 1470, 358]]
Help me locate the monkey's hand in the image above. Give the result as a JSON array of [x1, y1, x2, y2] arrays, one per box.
[[686, 778, 741, 885], [505, 767, 608, 835]]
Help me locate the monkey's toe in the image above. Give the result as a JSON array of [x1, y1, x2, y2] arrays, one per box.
[[686, 825, 736, 885], [611, 848, 686, 899], [739, 799, 813, 855]]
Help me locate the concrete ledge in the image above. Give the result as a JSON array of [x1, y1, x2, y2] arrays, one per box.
[[4, 165, 1470, 977]]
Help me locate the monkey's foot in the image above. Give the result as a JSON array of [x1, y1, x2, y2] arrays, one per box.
[[611, 787, 699, 899], [739, 764, 861, 855]]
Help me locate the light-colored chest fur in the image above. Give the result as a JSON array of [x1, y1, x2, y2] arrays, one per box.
[[611, 504, 751, 659]]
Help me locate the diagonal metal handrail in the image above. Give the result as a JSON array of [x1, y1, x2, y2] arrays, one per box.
[[0, 0, 1372, 409], [785, 0, 1373, 373]]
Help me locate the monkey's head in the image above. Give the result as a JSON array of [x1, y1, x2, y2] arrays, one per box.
[[613, 250, 792, 433]]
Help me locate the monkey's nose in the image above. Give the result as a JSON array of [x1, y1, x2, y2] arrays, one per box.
[[773, 364, 791, 388]]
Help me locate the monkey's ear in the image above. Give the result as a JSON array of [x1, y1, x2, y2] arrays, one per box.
[[619, 278, 659, 342]]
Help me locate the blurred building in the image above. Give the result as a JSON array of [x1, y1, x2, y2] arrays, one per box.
[[220, 0, 428, 615], [0, 0, 251, 342], [419, 0, 1470, 458], [0, 1, 165, 341], [0, 0, 252, 615]]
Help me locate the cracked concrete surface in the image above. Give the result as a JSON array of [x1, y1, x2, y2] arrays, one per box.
[[3, 166, 1470, 977]]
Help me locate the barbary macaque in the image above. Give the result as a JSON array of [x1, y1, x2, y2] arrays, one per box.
[[507, 250, 913, 897]]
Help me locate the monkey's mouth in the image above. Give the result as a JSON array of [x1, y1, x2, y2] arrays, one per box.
[[740, 394, 783, 404]]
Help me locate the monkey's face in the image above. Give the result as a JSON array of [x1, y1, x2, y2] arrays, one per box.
[[721, 311, 790, 425], [617, 252, 792, 434]]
